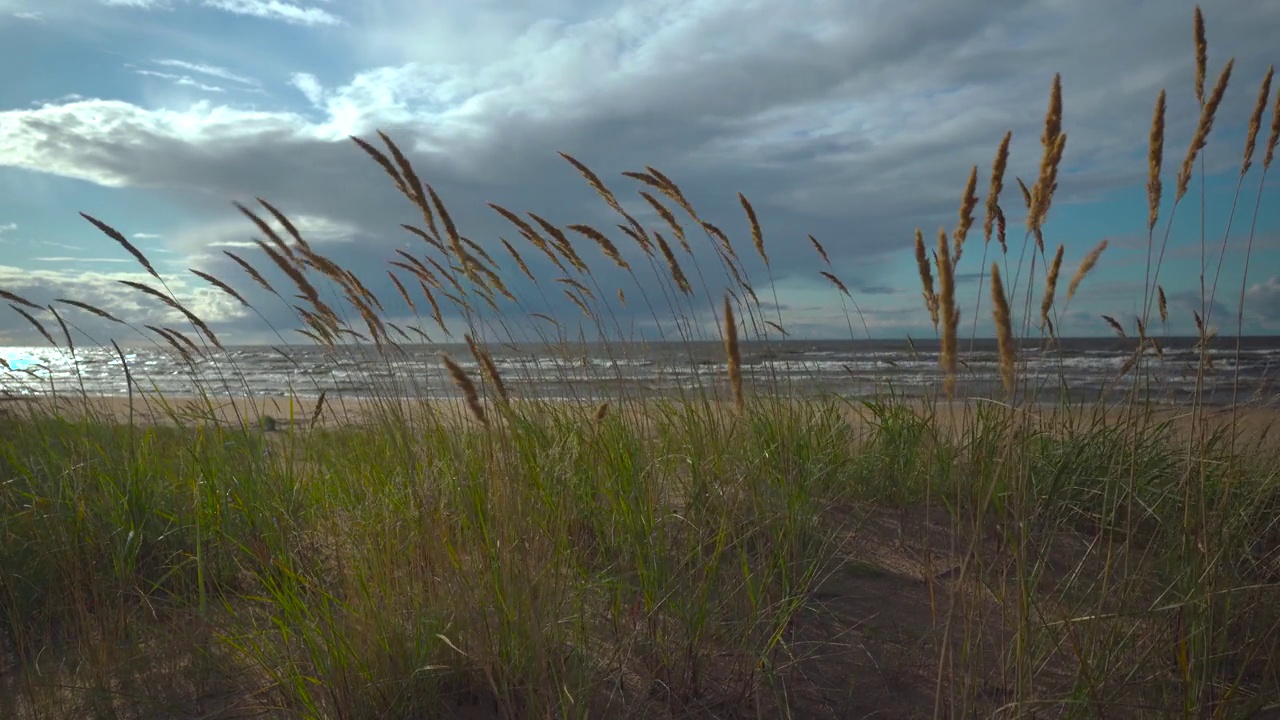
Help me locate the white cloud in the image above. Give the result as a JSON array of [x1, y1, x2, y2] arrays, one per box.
[[176, 213, 360, 259], [291, 73, 324, 106], [0, 264, 250, 341], [0, 98, 310, 187], [31, 257, 140, 263], [154, 59, 261, 87], [135, 69, 227, 93], [1245, 276, 1280, 330], [95, 0, 338, 25], [2, 0, 1277, 340], [99, 0, 169, 7], [201, 0, 339, 26]]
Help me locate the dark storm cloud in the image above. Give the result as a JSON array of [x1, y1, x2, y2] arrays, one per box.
[[0, 0, 1276, 343]]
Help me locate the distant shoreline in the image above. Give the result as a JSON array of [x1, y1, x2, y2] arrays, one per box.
[[5, 392, 1275, 444]]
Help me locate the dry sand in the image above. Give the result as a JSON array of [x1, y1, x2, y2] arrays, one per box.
[[3, 391, 1275, 447]]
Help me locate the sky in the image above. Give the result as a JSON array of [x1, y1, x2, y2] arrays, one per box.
[[0, 0, 1277, 348]]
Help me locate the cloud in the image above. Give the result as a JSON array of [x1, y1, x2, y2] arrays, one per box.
[[30, 257, 141, 263], [154, 59, 261, 88], [96, 0, 339, 25], [1245, 276, 1280, 329], [0, 264, 250, 345], [200, 0, 339, 26], [0, 99, 311, 187], [134, 69, 227, 93], [2, 0, 1277, 342], [99, 0, 168, 7]]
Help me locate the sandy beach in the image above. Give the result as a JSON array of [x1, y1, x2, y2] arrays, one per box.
[[4, 391, 1275, 446]]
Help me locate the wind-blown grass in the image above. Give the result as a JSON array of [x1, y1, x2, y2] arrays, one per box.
[[1, 7, 1278, 718]]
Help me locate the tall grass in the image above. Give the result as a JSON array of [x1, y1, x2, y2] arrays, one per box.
[[2, 7, 1278, 718]]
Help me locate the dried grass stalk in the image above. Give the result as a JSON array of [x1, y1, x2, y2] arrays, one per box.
[[56, 298, 124, 324], [820, 271, 851, 297], [1265, 74, 1280, 170], [258, 198, 311, 253], [418, 281, 450, 336], [1148, 91, 1166, 231], [915, 229, 939, 329], [1, 289, 41, 310], [936, 228, 959, 398], [500, 239, 536, 282], [639, 191, 684, 251], [189, 269, 249, 307], [1102, 315, 1126, 337], [1066, 239, 1108, 303], [1158, 286, 1169, 324], [236, 202, 295, 262], [984, 132, 1012, 246], [1177, 59, 1234, 201], [739, 193, 768, 266], [953, 165, 979, 264], [723, 295, 744, 411], [530, 214, 587, 272], [119, 280, 223, 350], [1028, 75, 1064, 236], [990, 263, 1016, 396], [810, 235, 831, 266], [387, 271, 416, 313], [441, 353, 487, 427], [1241, 67, 1274, 176], [148, 325, 194, 363], [466, 334, 509, 405], [994, 204, 1008, 254], [1194, 6, 1207, 106], [401, 223, 445, 252], [655, 233, 692, 295], [349, 135, 407, 195], [9, 304, 56, 345], [562, 289, 591, 317], [559, 152, 625, 215], [1040, 243, 1065, 332], [378, 132, 439, 239], [224, 251, 276, 296], [81, 213, 161, 279], [568, 224, 630, 270]]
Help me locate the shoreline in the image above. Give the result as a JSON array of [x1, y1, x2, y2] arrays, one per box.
[[3, 390, 1275, 442]]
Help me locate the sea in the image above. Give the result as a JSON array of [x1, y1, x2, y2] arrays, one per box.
[[1, 336, 1277, 407]]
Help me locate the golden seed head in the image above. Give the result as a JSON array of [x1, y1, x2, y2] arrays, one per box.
[[984, 131, 1012, 245], [1242, 67, 1274, 177], [1194, 6, 1207, 106], [953, 165, 980, 264], [723, 295, 744, 412], [1066, 239, 1108, 304], [1040, 244, 1065, 333], [935, 228, 959, 399], [914, 229, 939, 330], [990, 263, 1016, 396], [441, 352, 487, 427], [1148, 90, 1166, 232], [1265, 73, 1280, 170], [1177, 59, 1234, 202]]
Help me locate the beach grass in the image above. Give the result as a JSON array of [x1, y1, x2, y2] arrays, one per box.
[[3, 7, 1280, 718]]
